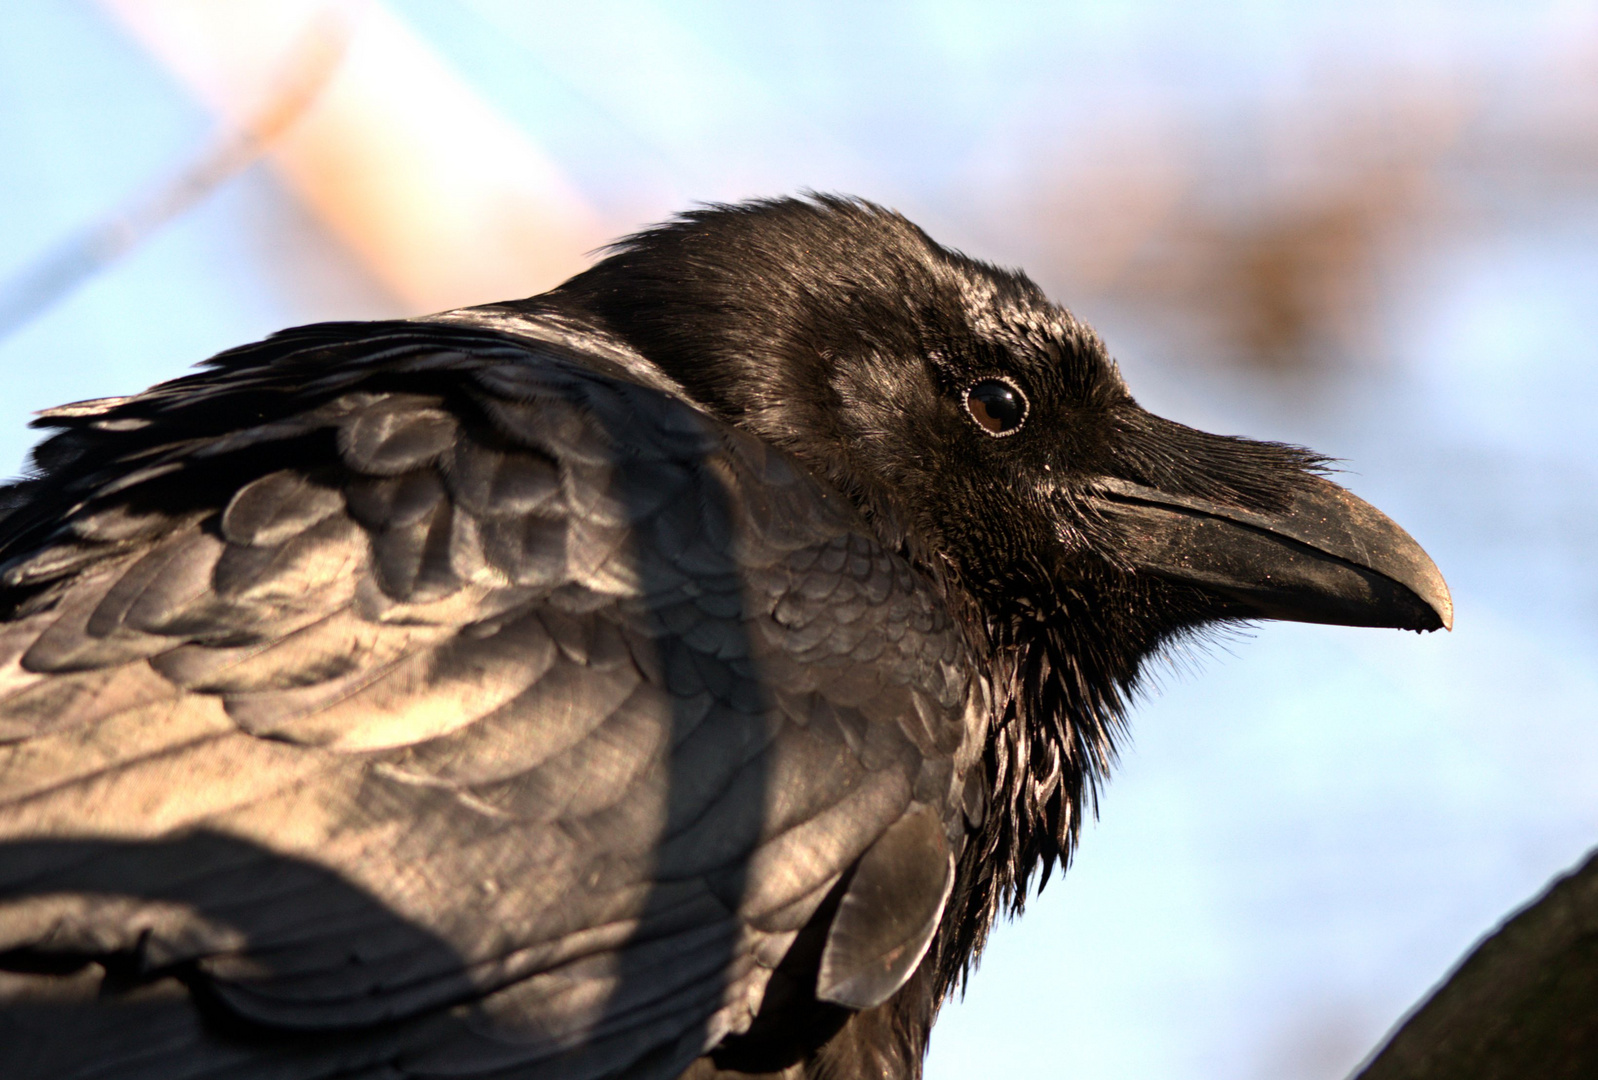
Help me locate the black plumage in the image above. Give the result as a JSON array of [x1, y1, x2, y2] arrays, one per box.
[[0, 196, 1450, 1079]]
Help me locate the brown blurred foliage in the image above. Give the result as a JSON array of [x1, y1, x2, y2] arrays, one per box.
[[1019, 50, 1598, 375]]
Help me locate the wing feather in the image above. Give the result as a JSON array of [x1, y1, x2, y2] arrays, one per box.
[[0, 318, 984, 1078]]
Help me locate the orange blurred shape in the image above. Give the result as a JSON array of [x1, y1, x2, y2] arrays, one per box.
[[98, 0, 607, 313]]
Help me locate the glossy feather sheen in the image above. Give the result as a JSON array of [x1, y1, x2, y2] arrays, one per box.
[[0, 315, 981, 1080]]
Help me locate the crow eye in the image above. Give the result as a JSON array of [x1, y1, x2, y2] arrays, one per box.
[[964, 379, 1027, 436]]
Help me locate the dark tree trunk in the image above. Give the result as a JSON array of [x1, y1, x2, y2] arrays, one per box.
[[1354, 847, 1598, 1080]]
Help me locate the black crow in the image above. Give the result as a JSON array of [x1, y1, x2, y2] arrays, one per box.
[[0, 196, 1449, 1080]]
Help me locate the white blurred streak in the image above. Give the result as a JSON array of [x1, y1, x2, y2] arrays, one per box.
[[458, 0, 874, 201], [99, 0, 607, 312]]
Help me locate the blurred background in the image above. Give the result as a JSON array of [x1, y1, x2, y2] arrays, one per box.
[[1, 2, 1595, 1077]]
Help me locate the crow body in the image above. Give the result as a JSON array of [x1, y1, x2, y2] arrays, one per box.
[[0, 197, 1449, 1079]]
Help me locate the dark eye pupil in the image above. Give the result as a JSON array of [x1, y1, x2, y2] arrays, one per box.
[[966, 380, 1026, 435]]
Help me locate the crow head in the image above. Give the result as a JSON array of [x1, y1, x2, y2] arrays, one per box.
[[550, 195, 1450, 908]]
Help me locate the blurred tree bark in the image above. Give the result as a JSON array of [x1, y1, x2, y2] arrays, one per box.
[[1355, 847, 1598, 1080]]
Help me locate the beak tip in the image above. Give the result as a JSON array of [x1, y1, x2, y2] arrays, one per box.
[[1409, 557, 1453, 633]]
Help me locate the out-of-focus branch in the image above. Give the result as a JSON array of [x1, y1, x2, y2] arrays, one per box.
[[1354, 847, 1598, 1080], [101, 0, 606, 314], [0, 9, 350, 338]]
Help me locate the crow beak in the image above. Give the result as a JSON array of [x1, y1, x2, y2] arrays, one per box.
[[1088, 475, 1453, 632]]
